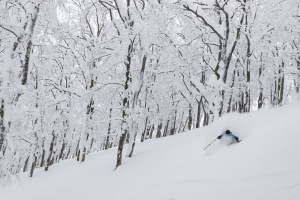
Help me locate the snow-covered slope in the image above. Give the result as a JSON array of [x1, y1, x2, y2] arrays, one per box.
[[1, 103, 300, 200]]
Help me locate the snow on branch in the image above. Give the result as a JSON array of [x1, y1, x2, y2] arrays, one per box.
[[182, 4, 225, 40]]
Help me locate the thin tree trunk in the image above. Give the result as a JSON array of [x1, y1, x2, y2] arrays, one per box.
[[116, 38, 133, 169], [59, 142, 66, 160], [40, 148, 45, 167], [187, 104, 193, 130], [116, 130, 127, 168], [0, 99, 4, 152], [156, 121, 163, 138], [126, 55, 147, 157], [170, 108, 178, 135], [278, 62, 285, 106], [178, 112, 185, 133], [141, 116, 148, 142], [105, 108, 113, 149], [163, 120, 170, 137], [29, 155, 37, 177], [195, 100, 202, 128], [258, 54, 264, 109], [149, 125, 154, 139], [296, 59, 300, 93], [22, 3, 41, 85], [23, 156, 29, 172], [45, 132, 55, 171]]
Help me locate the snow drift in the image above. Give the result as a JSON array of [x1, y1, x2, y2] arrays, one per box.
[[1, 102, 300, 200]]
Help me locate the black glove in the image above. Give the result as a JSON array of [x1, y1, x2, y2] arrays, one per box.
[[235, 136, 240, 143], [217, 135, 222, 139]]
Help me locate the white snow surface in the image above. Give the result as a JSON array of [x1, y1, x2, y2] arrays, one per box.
[[1, 102, 300, 200]]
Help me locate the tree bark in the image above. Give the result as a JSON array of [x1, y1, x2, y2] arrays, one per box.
[[0, 99, 4, 152]]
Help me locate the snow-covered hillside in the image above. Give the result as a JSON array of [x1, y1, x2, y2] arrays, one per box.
[[1, 103, 300, 200]]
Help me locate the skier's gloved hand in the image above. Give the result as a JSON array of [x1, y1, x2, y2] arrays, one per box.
[[217, 135, 222, 139]]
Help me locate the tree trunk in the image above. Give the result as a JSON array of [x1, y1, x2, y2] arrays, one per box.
[[29, 155, 37, 177], [141, 116, 148, 142], [59, 142, 66, 160], [195, 100, 201, 128], [258, 91, 263, 109], [115, 39, 133, 169], [149, 125, 154, 139], [105, 108, 113, 149], [156, 121, 163, 138], [163, 120, 169, 137], [45, 133, 55, 171], [278, 62, 285, 106], [296, 59, 300, 93], [258, 56, 264, 109], [22, 3, 41, 85], [40, 148, 45, 167], [116, 130, 127, 169], [187, 104, 193, 130], [170, 108, 178, 135], [126, 55, 147, 157], [0, 99, 4, 152], [177, 112, 185, 133], [23, 156, 29, 172]]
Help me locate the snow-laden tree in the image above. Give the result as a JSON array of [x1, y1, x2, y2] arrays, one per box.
[[0, 0, 299, 182]]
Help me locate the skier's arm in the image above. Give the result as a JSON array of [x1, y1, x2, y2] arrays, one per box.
[[235, 136, 240, 143]]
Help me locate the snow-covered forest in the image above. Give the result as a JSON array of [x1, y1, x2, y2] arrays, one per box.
[[0, 0, 299, 183]]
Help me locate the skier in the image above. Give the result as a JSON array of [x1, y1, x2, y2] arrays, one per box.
[[217, 129, 240, 145], [203, 129, 241, 150]]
